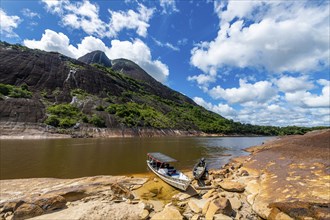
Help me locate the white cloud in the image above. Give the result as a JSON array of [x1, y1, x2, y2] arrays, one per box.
[[152, 38, 179, 51], [109, 4, 154, 38], [284, 79, 330, 108], [190, 1, 330, 81], [193, 97, 237, 119], [23, 30, 169, 83], [159, 0, 179, 14], [42, 0, 68, 14], [41, 0, 154, 38], [0, 8, 22, 38], [62, 1, 107, 38], [276, 75, 314, 93], [23, 29, 78, 58], [193, 96, 329, 127], [209, 79, 277, 104], [187, 73, 216, 91], [21, 8, 40, 18], [106, 39, 169, 83]]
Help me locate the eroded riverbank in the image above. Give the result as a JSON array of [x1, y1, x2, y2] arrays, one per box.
[[0, 130, 329, 220]]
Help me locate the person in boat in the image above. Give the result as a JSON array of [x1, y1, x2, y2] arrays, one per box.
[[200, 158, 205, 166]]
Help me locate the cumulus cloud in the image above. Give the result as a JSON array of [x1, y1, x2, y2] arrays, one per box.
[[276, 75, 314, 93], [193, 96, 329, 127], [285, 79, 330, 108], [0, 8, 22, 38], [23, 29, 169, 83], [41, 0, 154, 38], [193, 97, 237, 119], [23, 29, 78, 58], [109, 4, 154, 37], [106, 39, 169, 82], [209, 79, 277, 104], [159, 0, 179, 14], [190, 1, 330, 82]]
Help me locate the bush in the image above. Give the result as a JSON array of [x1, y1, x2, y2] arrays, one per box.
[[0, 83, 32, 98], [59, 118, 77, 128], [106, 102, 171, 128], [95, 105, 105, 111], [45, 103, 83, 128], [9, 88, 32, 98], [82, 115, 89, 123], [89, 114, 106, 127], [47, 103, 80, 117], [71, 89, 89, 99], [0, 84, 11, 96], [44, 115, 60, 127]]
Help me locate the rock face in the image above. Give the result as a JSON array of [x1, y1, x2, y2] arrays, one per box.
[[78, 50, 112, 68], [0, 98, 45, 123]]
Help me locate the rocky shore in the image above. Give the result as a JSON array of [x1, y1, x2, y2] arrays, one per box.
[[1, 129, 329, 219], [0, 122, 207, 139]]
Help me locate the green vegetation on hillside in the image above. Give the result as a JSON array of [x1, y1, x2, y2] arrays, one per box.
[[45, 103, 82, 128], [0, 83, 32, 98], [106, 102, 171, 128], [45, 103, 106, 128]]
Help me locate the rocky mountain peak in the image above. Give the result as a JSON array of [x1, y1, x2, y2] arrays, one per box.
[[111, 58, 157, 85], [78, 50, 112, 67]]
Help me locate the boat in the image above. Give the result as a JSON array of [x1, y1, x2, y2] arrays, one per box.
[[193, 158, 208, 180], [147, 152, 191, 191]]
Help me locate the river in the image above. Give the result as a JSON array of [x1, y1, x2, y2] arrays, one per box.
[[0, 136, 274, 179]]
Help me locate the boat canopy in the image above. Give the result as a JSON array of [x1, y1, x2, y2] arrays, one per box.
[[147, 152, 177, 163]]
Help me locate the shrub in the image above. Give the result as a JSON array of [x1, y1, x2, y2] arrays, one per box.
[[0, 84, 10, 96], [95, 105, 105, 111], [71, 88, 89, 100], [105, 102, 171, 128], [89, 114, 106, 127], [45, 103, 82, 128], [59, 118, 77, 128], [0, 83, 32, 98], [9, 87, 32, 98], [82, 115, 89, 123], [47, 103, 80, 117], [44, 115, 60, 127]]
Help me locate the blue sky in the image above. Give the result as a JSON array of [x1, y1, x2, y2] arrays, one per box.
[[1, 0, 329, 127]]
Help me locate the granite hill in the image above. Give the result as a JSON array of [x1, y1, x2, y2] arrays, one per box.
[[0, 42, 322, 137]]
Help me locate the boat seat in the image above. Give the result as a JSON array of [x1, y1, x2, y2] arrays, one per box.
[[168, 169, 177, 175]]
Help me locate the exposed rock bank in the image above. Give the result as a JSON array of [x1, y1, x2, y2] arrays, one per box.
[[0, 122, 205, 139]]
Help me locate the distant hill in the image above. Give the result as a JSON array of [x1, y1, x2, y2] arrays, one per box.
[[0, 42, 325, 137]]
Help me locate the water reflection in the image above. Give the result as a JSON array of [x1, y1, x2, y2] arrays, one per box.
[[0, 136, 273, 179]]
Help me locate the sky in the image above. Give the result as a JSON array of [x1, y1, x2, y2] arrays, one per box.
[[0, 0, 329, 127]]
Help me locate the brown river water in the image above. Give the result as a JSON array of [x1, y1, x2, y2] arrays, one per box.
[[0, 136, 273, 179]]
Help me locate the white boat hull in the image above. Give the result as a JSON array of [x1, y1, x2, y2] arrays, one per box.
[[147, 161, 191, 191]]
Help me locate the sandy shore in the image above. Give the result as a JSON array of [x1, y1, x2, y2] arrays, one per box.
[[0, 129, 329, 220]]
